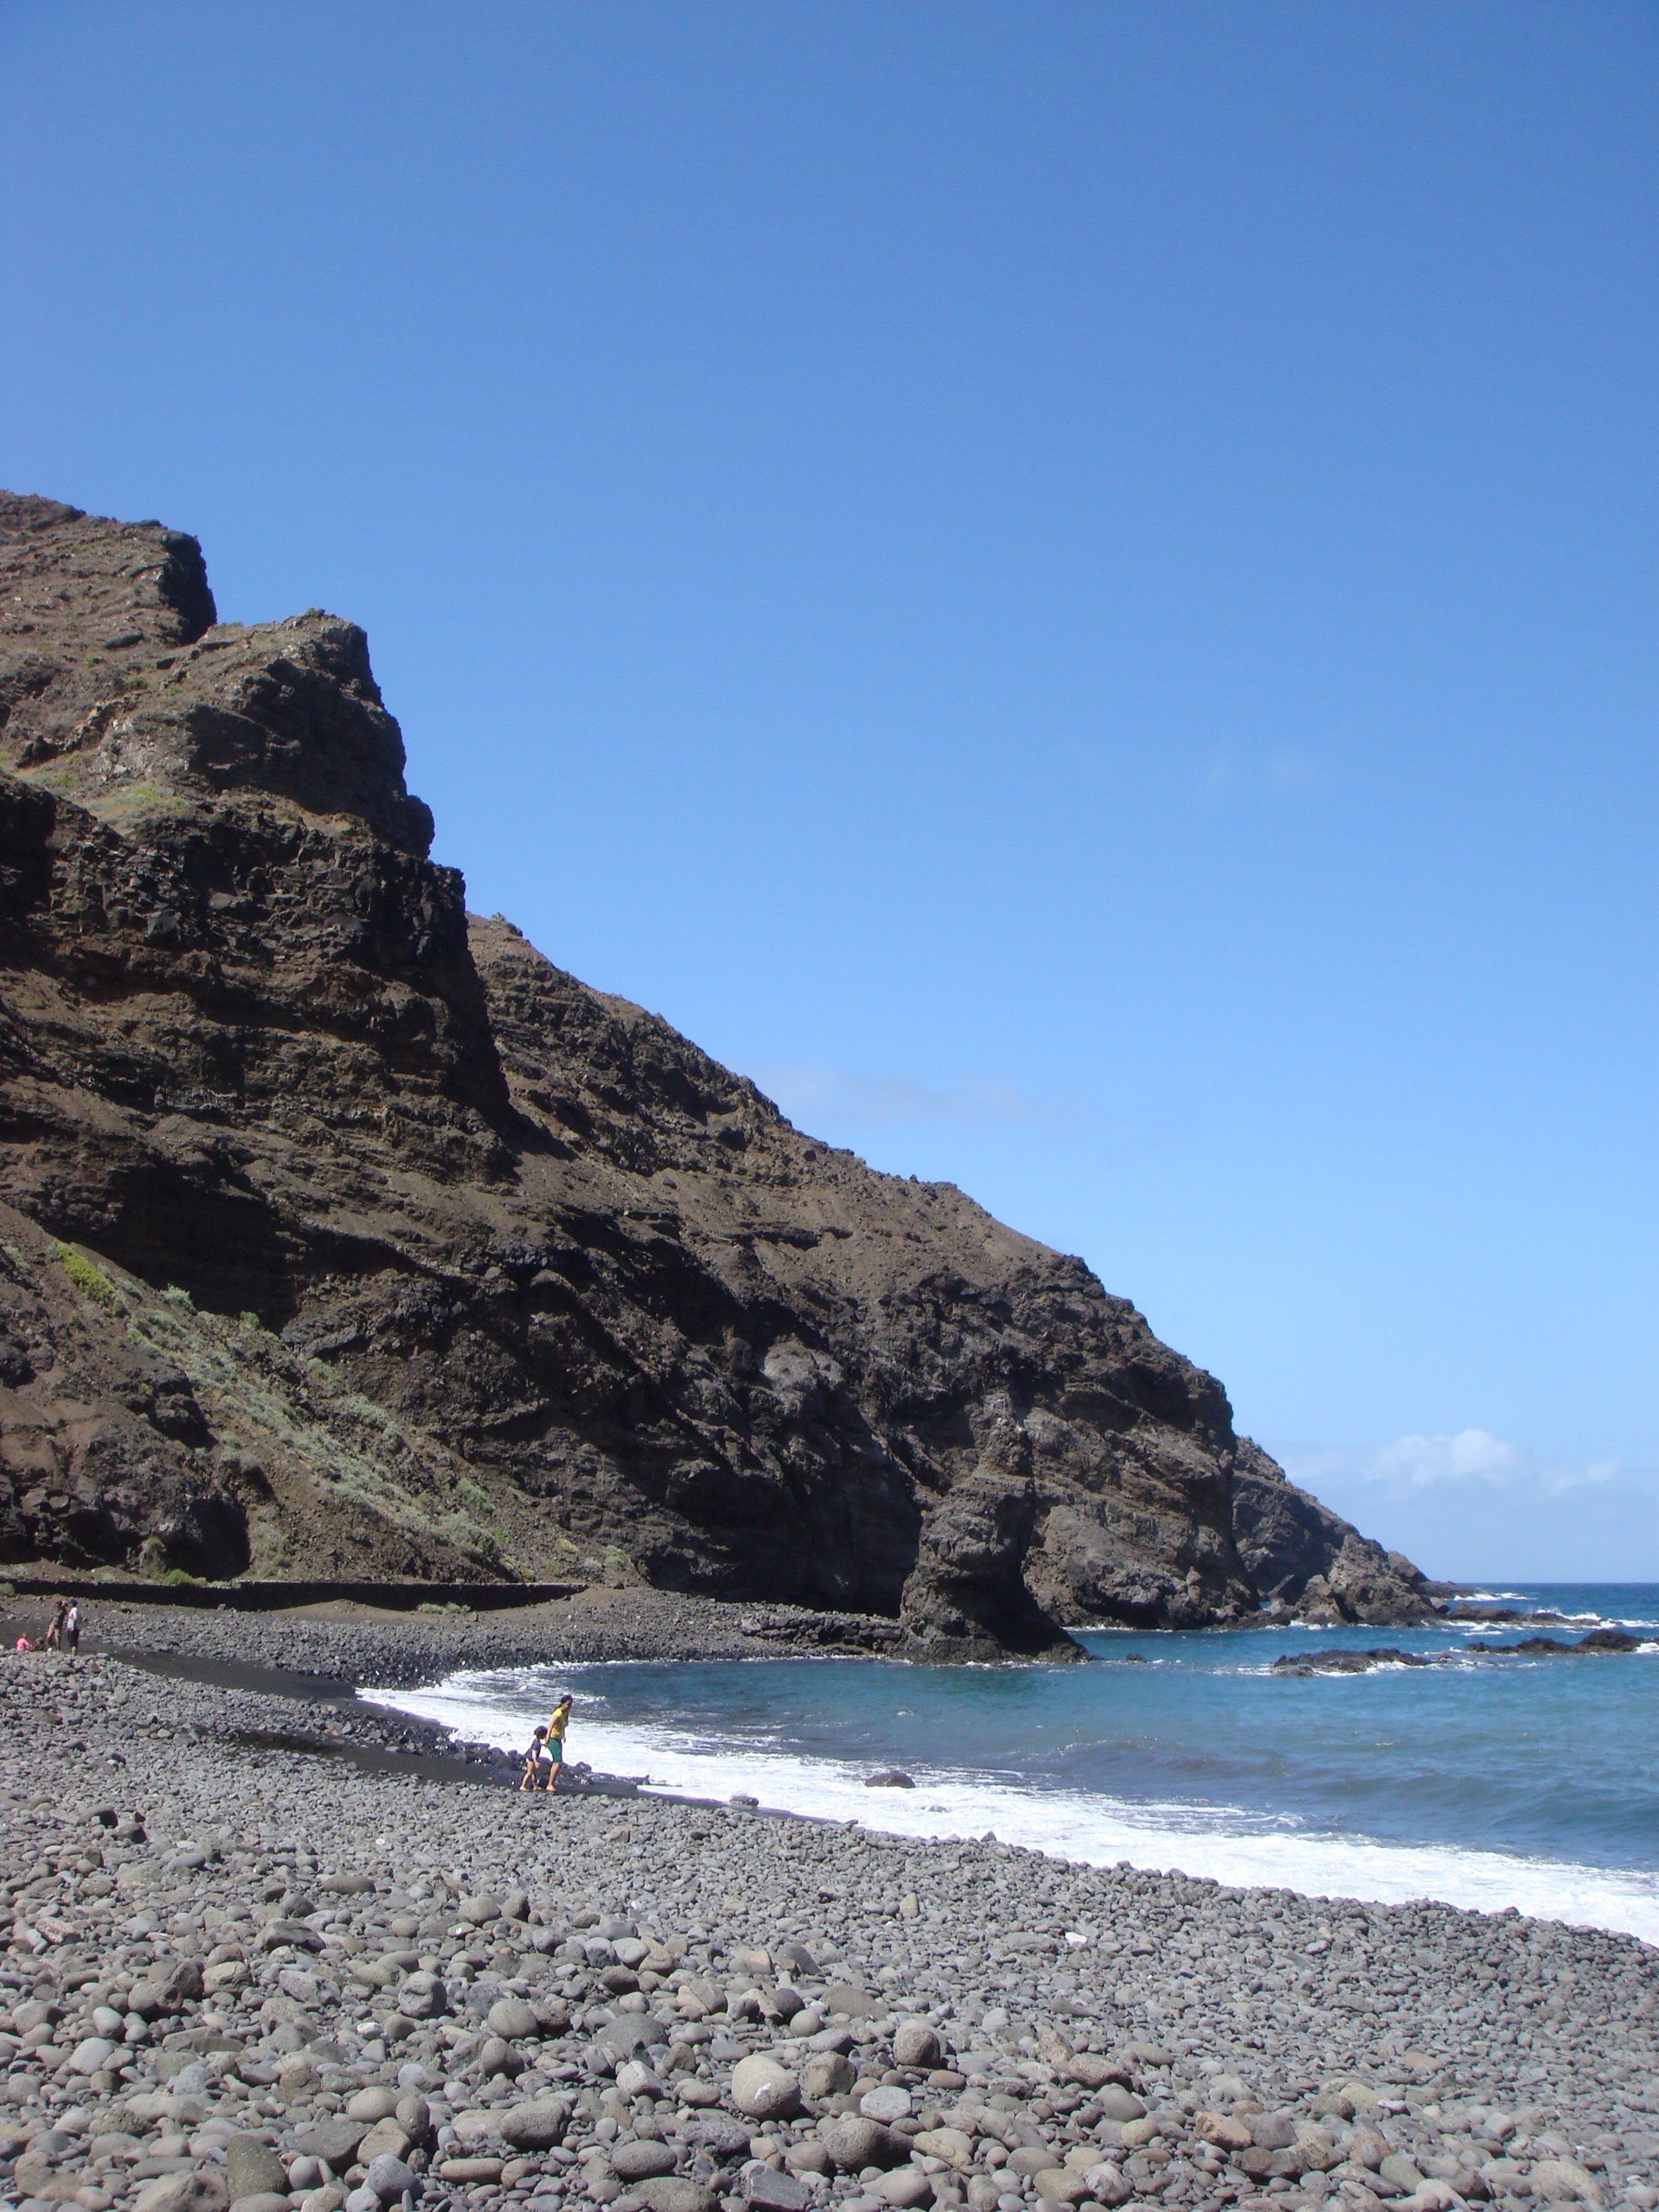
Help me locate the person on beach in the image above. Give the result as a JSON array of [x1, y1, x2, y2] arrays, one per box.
[[63, 1601, 81, 1655], [544, 1695, 573, 1793], [45, 1601, 66, 1652], [520, 1725, 550, 1792]]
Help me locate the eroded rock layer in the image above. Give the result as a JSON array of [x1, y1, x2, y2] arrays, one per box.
[[0, 493, 1427, 1650]]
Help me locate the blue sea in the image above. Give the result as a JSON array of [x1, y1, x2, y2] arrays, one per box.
[[366, 1583, 1658, 1944]]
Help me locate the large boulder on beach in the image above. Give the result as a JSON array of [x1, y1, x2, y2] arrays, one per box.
[[499, 2100, 569, 2152], [1098, 2085, 1147, 2123], [365, 2156, 419, 2206], [487, 1996, 540, 2039], [134, 2175, 230, 2212], [226, 2138, 290, 2200], [637, 2184, 716, 2212], [822, 2116, 905, 2171], [861, 2087, 912, 2124], [286, 2122, 369, 2168], [130, 1960, 205, 2014], [356, 2122, 412, 2166], [800, 2051, 856, 2099], [912, 2129, 972, 2171], [684, 2116, 754, 2161], [730, 2053, 801, 2120], [1066, 2053, 1130, 2092], [872, 2170, 933, 2210], [394, 2094, 431, 2146], [613, 2141, 679, 2182], [451, 2110, 504, 2146], [891, 2018, 942, 2068], [1082, 2165, 1130, 2206], [743, 2171, 811, 2212], [1530, 2161, 1604, 2206]]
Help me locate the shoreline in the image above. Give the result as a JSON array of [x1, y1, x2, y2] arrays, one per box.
[[369, 1679, 1659, 1951], [0, 1593, 1654, 2212], [9, 1592, 1655, 1936]]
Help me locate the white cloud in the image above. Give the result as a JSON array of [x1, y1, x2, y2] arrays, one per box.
[[1278, 1431, 1629, 1499], [758, 1063, 1084, 1133], [1370, 1429, 1518, 1487], [1199, 747, 1328, 804], [1270, 1433, 1656, 1581]]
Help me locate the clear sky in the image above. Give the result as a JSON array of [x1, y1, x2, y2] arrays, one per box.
[[4, 3, 1655, 1579]]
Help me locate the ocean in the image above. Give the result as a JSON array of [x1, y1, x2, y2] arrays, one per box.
[[365, 1582, 1658, 1945]]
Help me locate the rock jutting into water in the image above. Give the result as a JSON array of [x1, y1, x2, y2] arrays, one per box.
[[1275, 1629, 1648, 1675], [1271, 1648, 1443, 1677], [0, 492, 1439, 1653], [0, 1607, 1654, 2212], [1465, 1631, 1645, 1657]]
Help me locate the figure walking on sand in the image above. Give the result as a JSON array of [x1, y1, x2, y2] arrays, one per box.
[[44, 1601, 66, 1652], [62, 1600, 81, 1655], [544, 1694, 573, 1793]]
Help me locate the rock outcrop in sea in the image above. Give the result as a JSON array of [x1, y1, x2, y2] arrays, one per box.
[[0, 493, 1434, 1651]]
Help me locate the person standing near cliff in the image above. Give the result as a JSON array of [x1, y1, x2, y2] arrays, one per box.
[[545, 1695, 573, 1793]]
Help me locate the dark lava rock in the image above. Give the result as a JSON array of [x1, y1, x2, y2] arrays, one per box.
[[1273, 1647, 1439, 1675], [1468, 1629, 1642, 1656], [283, 2120, 367, 2166], [863, 1769, 916, 1788], [682, 2117, 753, 2161], [1233, 1439, 1440, 1627], [742, 2169, 811, 2211], [0, 491, 1414, 1647]]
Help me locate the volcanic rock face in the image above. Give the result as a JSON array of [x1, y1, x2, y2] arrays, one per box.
[[1229, 1439, 1439, 1624], [0, 494, 1426, 1648]]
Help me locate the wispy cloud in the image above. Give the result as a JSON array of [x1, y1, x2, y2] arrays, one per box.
[[1200, 747, 1328, 804], [1372, 1429, 1518, 1487], [1271, 1432, 1655, 1580], [1280, 1430, 1626, 1499], [758, 1063, 1086, 1132]]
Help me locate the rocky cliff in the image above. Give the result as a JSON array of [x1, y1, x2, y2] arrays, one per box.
[[0, 493, 1433, 1652], [1229, 1439, 1439, 1625]]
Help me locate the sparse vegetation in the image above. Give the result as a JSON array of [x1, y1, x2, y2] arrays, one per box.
[[123, 1282, 495, 1568], [52, 1242, 118, 1309], [85, 781, 192, 825], [336, 1391, 403, 1436]]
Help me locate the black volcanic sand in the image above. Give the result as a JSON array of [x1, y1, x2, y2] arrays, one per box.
[[28, 1586, 906, 1687], [0, 1597, 1653, 2212]]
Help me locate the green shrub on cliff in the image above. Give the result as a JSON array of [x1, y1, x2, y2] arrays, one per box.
[[52, 1242, 117, 1309]]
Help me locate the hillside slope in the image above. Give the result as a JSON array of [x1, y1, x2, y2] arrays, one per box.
[[0, 493, 1433, 1650]]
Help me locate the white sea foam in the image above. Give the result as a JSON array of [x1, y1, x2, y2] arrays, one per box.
[[365, 1672, 1659, 1947]]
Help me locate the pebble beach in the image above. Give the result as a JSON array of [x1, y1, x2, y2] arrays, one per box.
[[0, 1599, 1654, 2212]]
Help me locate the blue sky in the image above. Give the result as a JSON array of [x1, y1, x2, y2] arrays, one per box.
[[4, 3, 1655, 1578]]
